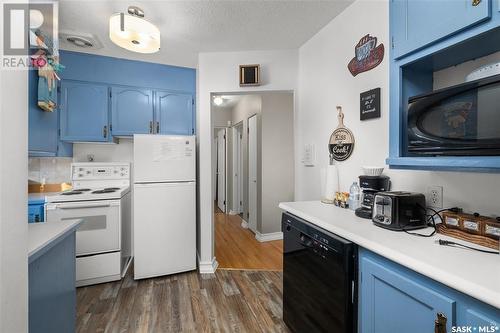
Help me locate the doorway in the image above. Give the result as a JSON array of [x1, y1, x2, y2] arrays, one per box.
[[211, 92, 294, 271]]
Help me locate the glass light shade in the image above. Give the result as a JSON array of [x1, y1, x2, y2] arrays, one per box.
[[213, 97, 223, 106], [109, 13, 160, 54]]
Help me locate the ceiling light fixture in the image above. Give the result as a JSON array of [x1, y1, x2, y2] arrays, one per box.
[[213, 96, 224, 106], [109, 6, 160, 54]]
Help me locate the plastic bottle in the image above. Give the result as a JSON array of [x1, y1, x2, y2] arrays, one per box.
[[348, 181, 360, 210]]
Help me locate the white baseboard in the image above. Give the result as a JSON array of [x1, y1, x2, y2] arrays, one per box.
[[228, 210, 240, 215], [241, 220, 249, 229], [198, 254, 218, 274], [255, 231, 283, 242]]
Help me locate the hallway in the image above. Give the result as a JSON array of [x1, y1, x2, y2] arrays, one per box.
[[214, 206, 283, 271]]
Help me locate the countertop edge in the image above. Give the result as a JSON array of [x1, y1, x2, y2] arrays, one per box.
[[279, 202, 500, 310], [28, 220, 82, 261]]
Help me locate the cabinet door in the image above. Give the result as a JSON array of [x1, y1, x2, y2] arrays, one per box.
[[155, 91, 194, 135], [391, 0, 491, 59], [359, 253, 456, 333], [60, 81, 109, 142], [29, 70, 58, 156], [111, 87, 154, 136]]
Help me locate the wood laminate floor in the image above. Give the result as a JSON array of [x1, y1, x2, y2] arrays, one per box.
[[214, 206, 283, 270], [76, 269, 289, 333]]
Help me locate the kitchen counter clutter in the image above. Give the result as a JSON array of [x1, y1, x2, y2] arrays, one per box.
[[279, 201, 500, 309]]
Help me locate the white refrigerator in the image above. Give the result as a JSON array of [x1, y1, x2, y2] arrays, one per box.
[[133, 134, 196, 280]]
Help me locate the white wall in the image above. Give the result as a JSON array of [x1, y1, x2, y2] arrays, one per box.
[[72, 139, 133, 163], [0, 69, 29, 332], [198, 49, 298, 269], [261, 92, 295, 234], [296, 0, 500, 216]]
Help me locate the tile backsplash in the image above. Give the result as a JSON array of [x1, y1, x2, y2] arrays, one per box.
[[28, 157, 72, 184]]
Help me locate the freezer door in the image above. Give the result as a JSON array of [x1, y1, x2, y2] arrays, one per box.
[[133, 182, 196, 279], [133, 134, 196, 183]]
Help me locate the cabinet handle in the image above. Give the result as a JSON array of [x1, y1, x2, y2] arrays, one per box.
[[103, 125, 108, 138], [472, 0, 481, 6], [156, 121, 160, 133], [434, 312, 447, 333], [149, 121, 153, 134]]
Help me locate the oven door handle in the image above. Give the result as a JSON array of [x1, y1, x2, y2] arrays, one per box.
[[58, 203, 112, 209]]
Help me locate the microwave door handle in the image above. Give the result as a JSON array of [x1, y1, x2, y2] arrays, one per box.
[[58, 203, 111, 209]]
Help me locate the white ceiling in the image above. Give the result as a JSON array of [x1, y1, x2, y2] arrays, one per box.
[[59, 0, 353, 68]]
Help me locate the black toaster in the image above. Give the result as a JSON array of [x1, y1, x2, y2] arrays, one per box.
[[372, 191, 427, 231]]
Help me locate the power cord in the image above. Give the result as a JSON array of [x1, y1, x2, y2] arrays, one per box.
[[437, 239, 499, 255], [403, 206, 461, 238]]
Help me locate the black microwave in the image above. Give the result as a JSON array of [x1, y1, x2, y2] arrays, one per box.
[[407, 74, 500, 156]]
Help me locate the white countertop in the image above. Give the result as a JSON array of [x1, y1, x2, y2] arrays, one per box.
[[279, 201, 500, 309], [28, 192, 59, 201], [28, 220, 82, 258]]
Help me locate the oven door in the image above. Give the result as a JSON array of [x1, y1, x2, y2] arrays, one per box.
[[46, 200, 121, 256]]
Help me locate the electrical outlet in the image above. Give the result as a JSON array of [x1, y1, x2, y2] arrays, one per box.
[[427, 186, 443, 209]]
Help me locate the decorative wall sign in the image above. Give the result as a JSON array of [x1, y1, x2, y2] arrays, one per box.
[[360, 88, 381, 120], [348, 34, 384, 77], [329, 106, 355, 162], [239, 64, 260, 86]]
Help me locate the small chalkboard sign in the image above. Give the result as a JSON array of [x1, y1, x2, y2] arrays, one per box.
[[360, 88, 381, 121]]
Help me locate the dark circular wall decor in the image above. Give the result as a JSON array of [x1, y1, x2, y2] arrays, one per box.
[[329, 106, 355, 162]]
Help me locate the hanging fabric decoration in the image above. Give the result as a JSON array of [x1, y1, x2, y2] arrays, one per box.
[[31, 28, 64, 112]]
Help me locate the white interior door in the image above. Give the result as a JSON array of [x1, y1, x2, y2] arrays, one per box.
[[238, 127, 244, 214], [217, 128, 226, 212], [248, 115, 258, 232], [232, 125, 243, 214]]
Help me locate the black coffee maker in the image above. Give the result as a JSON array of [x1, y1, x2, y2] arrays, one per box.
[[355, 175, 390, 219]]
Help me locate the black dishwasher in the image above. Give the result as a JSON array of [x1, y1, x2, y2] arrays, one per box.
[[282, 212, 358, 333]]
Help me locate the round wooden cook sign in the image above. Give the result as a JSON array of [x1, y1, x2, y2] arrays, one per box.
[[329, 106, 355, 162]]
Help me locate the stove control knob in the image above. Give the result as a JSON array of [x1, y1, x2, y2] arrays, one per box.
[[86, 170, 91, 174], [120, 173, 125, 176], [114, 170, 118, 174], [78, 173, 83, 177]]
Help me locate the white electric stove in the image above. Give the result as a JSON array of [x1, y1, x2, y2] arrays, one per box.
[[45, 162, 132, 287]]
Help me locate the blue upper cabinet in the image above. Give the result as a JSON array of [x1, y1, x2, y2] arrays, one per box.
[[111, 87, 154, 136], [28, 70, 72, 157], [60, 80, 109, 142], [391, 0, 491, 59], [29, 70, 58, 156], [155, 91, 194, 135]]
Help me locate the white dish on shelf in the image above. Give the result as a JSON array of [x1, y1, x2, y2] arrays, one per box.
[[363, 166, 384, 176]]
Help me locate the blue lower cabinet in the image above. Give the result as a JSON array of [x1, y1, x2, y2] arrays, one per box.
[[155, 90, 194, 135], [359, 249, 500, 333], [29, 232, 76, 333], [60, 80, 110, 142], [28, 204, 44, 223], [111, 86, 154, 136], [28, 197, 45, 223]]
